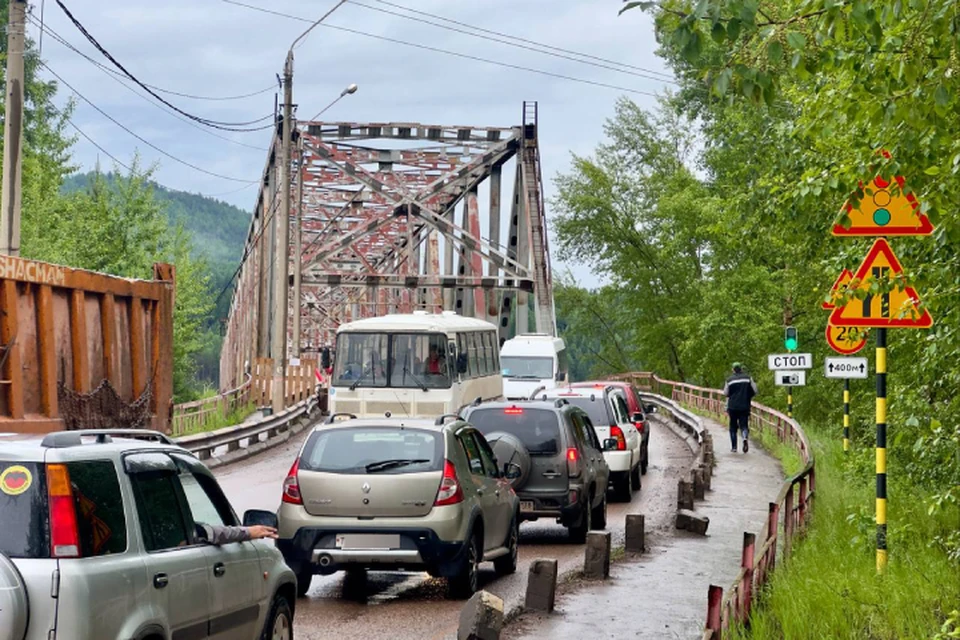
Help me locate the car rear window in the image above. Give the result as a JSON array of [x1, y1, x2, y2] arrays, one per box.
[[561, 396, 611, 427], [300, 427, 443, 474], [467, 408, 562, 456], [0, 461, 48, 558]]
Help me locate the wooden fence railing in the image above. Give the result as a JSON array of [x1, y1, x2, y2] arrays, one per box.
[[171, 378, 252, 437], [610, 372, 816, 640]]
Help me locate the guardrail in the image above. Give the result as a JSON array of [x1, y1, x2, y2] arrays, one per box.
[[171, 378, 252, 437], [611, 372, 816, 640], [175, 394, 321, 469]]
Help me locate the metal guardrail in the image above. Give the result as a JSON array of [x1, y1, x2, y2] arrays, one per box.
[[611, 372, 816, 640], [175, 394, 320, 468]]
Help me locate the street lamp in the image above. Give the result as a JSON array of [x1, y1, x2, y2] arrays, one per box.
[[293, 83, 359, 359], [271, 0, 347, 413]]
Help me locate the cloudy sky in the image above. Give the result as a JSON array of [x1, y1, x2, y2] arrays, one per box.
[[32, 0, 674, 283]]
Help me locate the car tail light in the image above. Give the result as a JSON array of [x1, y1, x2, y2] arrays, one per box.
[[282, 458, 303, 505], [47, 464, 80, 558], [434, 460, 463, 506], [566, 447, 581, 478], [633, 420, 645, 434], [504, 407, 523, 415], [610, 426, 627, 451]]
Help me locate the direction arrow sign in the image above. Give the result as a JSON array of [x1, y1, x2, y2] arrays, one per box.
[[824, 357, 869, 379], [774, 370, 807, 386], [829, 238, 933, 329], [822, 269, 854, 310], [833, 174, 934, 237], [767, 353, 813, 370]]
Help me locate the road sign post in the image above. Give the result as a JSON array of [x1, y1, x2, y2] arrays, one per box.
[[844, 379, 850, 453], [876, 328, 888, 571]]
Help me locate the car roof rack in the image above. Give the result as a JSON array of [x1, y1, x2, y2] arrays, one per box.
[[553, 398, 569, 408], [324, 412, 358, 424], [435, 413, 461, 426], [40, 429, 175, 448]]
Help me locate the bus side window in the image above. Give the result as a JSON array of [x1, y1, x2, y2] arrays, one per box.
[[468, 333, 480, 378], [557, 347, 568, 382], [479, 332, 491, 376], [457, 334, 469, 377], [491, 331, 500, 372]]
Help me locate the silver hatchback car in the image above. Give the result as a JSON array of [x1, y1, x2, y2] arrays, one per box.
[[276, 414, 521, 599], [0, 430, 297, 640]]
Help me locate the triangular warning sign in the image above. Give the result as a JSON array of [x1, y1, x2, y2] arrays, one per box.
[[829, 239, 933, 328], [822, 269, 854, 310], [833, 175, 934, 236]]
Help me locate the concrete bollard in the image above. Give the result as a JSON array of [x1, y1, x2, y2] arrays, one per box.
[[699, 463, 712, 491], [677, 479, 694, 510], [676, 509, 710, 535], [458, 590, 504, 640], [625, 514, 645, 554], [584, 531, 612, 579], [525, 559, 559, 612], [692, 469, 706, 500]]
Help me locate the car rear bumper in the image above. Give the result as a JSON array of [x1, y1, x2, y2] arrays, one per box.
[[278, 527, 468, 578], [516, 490, 583, 526]]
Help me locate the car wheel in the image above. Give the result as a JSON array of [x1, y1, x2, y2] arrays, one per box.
[[641, 442, 649, 475], [631, 464, 642, 491], [591, 491, 607, 530], [569, 495, 591, 543], [261, 594, 294, 640], [295, 565, 313, 598], [494, 516, 519, 575], [612, 473, 631, 502], [448, 531, 481, 599]]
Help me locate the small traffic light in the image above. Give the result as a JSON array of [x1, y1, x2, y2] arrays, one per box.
[[784, 326, 798, 352]]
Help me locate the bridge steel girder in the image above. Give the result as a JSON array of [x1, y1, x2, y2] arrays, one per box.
[[219, 105, 556, 391]]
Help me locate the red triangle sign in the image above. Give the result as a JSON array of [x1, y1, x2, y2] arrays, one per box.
[[829, 239, 933, 328]]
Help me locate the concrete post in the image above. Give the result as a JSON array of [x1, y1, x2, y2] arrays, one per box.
[[0, 0, 26, 256], [292, 136, 304, 358], [693, 469, 706, 500], [457, 590, 503, 640], [677, 479, 694, 510], [625, 514, 645, 553], [676, 509, 710, 535], [524, 559, 558, 612], [584, 531, 611, 579], [271, 55, 293, 414]]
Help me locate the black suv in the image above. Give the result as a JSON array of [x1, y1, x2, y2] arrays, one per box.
[[461, 400, 611, 542]]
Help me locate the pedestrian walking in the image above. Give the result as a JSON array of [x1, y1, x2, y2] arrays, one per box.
[[723, 362, 757, 453]]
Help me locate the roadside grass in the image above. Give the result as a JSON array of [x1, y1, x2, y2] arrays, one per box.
[[753, 422, 804, 476], [177, 401, 258, 436], [727, 432, 960, 640]]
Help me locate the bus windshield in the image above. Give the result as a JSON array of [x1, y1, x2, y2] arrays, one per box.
[[333, 332, 452, 389]]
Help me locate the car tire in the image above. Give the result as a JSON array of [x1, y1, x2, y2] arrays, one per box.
[[631, 464, 642, 491], [591, 491, 607, 530], [295, 565, 313, 598], [569, 495, 591, 543], [494, 516, 519, 576], [448, 531, 481, 599], [261, 594, 294, 640], [641, 442, 649, 475], [612, 473, 631, 502]]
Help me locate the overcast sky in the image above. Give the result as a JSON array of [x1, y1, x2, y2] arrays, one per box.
[[33, 0, 673, 285]]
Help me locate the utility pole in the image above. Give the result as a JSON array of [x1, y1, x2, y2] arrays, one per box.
[[271, 52, 294, 414], [292, 134, 304, 359], [1, 0, 27, 257]]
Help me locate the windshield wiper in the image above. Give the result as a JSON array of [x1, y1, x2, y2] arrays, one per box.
[[349, 371, 370, 391], [403, 365, 429, 392], [365, 458, 430, 473], [509, 374, 543, 379]]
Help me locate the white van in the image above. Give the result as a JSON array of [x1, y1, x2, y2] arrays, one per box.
[[500, 334, 568, 400]]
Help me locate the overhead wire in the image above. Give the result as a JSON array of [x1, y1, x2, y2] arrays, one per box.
[[39, 60, 259, 183], [347, 0, 678, 86], [54, 0, 275, 132], [369, 0, 676, 81], [221, 0, 662, 98], [28, 16, 270, 153]]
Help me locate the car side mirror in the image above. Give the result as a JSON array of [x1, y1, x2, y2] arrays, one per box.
[[555, 371, 567, 382], [503, 462, 522, 480], [644, 404, 657, 414], [630, 412, 644, 423], [603, 438, 619, 451], [242, 509, 278, 529]]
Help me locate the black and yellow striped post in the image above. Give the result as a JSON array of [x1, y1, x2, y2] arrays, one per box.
[[787, 387, 793, 418], [876, 327, 888, 572], [843, 379, 851, 453]]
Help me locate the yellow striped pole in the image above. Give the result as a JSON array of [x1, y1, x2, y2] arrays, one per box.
[[787, 387, 793, 419], [876, 328, 888, 573], [843, 379, 850, 453]]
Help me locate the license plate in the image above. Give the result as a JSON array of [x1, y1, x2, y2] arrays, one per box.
[[335, 534, 401, 550], [520, 500, 534, 512]]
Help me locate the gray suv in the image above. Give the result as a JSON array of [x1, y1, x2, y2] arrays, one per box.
[[0, 430, 297, 640], [461, 400, 611, 542], [276, 414, 521, 599]]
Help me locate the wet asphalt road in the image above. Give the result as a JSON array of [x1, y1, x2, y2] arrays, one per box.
[[215, 419, 693, 640]]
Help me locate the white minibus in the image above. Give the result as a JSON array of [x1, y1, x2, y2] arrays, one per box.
[[499, 334, 568, 400]]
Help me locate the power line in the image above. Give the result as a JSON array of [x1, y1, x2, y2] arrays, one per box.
[[54, 0, 275, 132], [28, 16, 268, 152], [221, 0, 662, 98], [39, 60, 259, 183], [347, 0, 678, 86], [370, 0, 676, 81]]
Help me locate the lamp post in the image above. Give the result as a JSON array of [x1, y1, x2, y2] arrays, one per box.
[[292, 83, 358, 360], [271, 0, 346, 413]]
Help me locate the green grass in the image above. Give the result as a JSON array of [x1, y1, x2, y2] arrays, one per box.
[[727, 433, 960, 640], [177, 401, 258, 436]]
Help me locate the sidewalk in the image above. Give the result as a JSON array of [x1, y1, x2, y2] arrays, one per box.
[[506, 416, 784, 640]]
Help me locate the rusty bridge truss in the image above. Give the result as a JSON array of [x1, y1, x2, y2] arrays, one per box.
[[220, 102, 555, 390]]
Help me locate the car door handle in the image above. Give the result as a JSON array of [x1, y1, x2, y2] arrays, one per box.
[[213, 562, 226, 578], [153, 573, 169, 589]]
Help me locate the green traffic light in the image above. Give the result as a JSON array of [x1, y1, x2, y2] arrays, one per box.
[[784, 326, 798, 352], [785, 337, 798, 351]]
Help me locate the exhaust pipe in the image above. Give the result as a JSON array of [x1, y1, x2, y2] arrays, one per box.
[[317, 554, 334, 568]]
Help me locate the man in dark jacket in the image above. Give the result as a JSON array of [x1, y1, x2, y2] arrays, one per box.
[[723, 362, 758, 453]]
